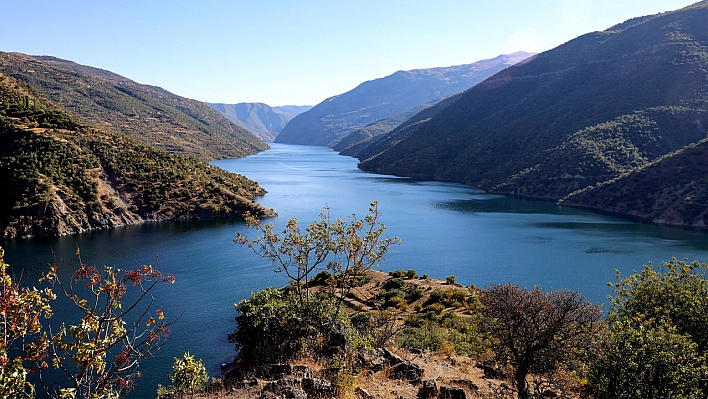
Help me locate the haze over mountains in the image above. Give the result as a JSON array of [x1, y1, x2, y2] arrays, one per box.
[[208, 102, 312, 142], [355, 1, 708, 229], [276, 52, 536, 147]]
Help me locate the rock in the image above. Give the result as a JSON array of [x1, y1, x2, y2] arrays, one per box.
[[417, 379, 438, 399], [451, 379, 478, 393], [478, 363, 504, 379], [389, 359, 424, 383], [358, 348, 387, 372], [302, 378, 335, 398], [292, 365, 312, 378], [439, 385, 466, 399], [355, 386, 374, 399], [260, 379, 307, 399], [324, 323, 350, 356], [257, 364, 294, 380]]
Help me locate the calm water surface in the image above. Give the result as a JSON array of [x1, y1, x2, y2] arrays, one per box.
[[4, 143, 707, 396]]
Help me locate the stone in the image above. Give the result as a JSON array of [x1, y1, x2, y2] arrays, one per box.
[[439, 385, 467, 399], [355, 386, 374, 399], [257, 364, 294, 380], [302, 378, 335, 398], [417, 379, 438, 399], [260, 379, 306, 399]]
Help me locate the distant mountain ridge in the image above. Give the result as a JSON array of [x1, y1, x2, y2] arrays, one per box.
[[275, 52, 536, 147], [357, 1, 708, 229], [0, 52, 268, 160], [208, 102, 311, 142]]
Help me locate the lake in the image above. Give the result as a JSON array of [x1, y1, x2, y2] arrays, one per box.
[[3, 143, 707, 397]]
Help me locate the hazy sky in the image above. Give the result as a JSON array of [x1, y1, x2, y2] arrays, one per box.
[[2, 0, 698, 106]]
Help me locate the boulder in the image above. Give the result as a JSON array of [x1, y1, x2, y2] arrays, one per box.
[[439, 385, 466, 399], [417, 379, 438, 399], [260, 379, 307, 399]]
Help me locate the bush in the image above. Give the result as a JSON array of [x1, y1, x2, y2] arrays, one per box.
[[590, 258, 708, 398], [408, 287, 425, 302], [446, 275, 457, 285], [383, 277, 406, 291], [405, 269, 418, 279]]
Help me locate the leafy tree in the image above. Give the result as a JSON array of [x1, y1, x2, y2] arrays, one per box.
[[0, 247, 54, 398], [1, 245, 176, 399], [157, 352, 209, 398], [231, 202, 398, 365], [590, 258, 708, 399], [481, 284, 603, 399]]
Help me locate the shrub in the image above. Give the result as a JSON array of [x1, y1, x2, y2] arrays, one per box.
[[383, 277, 406, 291], [446, 275, 457, 285], [408, 287, 425, 302]]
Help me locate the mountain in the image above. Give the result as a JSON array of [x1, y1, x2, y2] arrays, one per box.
[[560, 139, 708, 229], [207, 102, 311, 142], [0, 72, 274, 239], [358, 2, 708, 228], [275, 52, 536, 147], [333, 100, 436, 155], [0, 52, 269, 160], [272, 105, 313, 119]]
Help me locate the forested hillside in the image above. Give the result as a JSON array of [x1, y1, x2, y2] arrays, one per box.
[[276, 52, 534, 147], [0, 73, 274, 239], [560, 139, 708, 229], [0, 52, 268, 160], [358, 2, 708, 229]]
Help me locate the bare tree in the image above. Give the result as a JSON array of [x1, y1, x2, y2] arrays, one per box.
[[481, 284, 604, 399]]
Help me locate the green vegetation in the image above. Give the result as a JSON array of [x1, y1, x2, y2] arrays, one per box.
[[590, 258, 708, 398], [0, 52, 268, 161], [157, 353, 210, 398], [0, 73, 273, 238], [357, 3, 708, 228], [3, 201, 706, 398], [561, 138, 708, 229]]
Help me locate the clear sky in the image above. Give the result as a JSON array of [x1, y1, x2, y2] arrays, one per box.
[[2, 0, 699, 106]]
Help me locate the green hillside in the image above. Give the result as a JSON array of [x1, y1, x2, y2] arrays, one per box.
[[334, 100, 437, 155], [358, 2, 708, 227], [560, 139, 708, 229], [0, 73, 274, 239], [0, 52, 268, 160]]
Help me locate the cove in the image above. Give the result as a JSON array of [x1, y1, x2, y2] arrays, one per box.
[[3, 143, 706, 397]]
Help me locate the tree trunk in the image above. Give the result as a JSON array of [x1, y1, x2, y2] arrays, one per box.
[[516, 366, 530, 399]]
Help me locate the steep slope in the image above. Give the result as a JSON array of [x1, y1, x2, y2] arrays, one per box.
[[359, 2, 708, 205], [0, 52, 268, 160], [208, 102, 290, 142], [333, 101, 436, 155], [272, 105, 313, 119], [0, 73, 274, 239], [560, 139, 708, 229], [276, 52, 535, 147]]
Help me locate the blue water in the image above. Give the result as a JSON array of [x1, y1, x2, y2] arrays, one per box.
[[3, 143, 706, 397]]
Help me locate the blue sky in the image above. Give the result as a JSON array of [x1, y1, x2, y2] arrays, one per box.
[[2, 0, 698, 106]]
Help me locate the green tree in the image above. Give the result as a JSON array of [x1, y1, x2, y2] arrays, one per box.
[[157, 352, 209, 398], [590, 258, 708, 399], [231, 202, 398, 365]]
